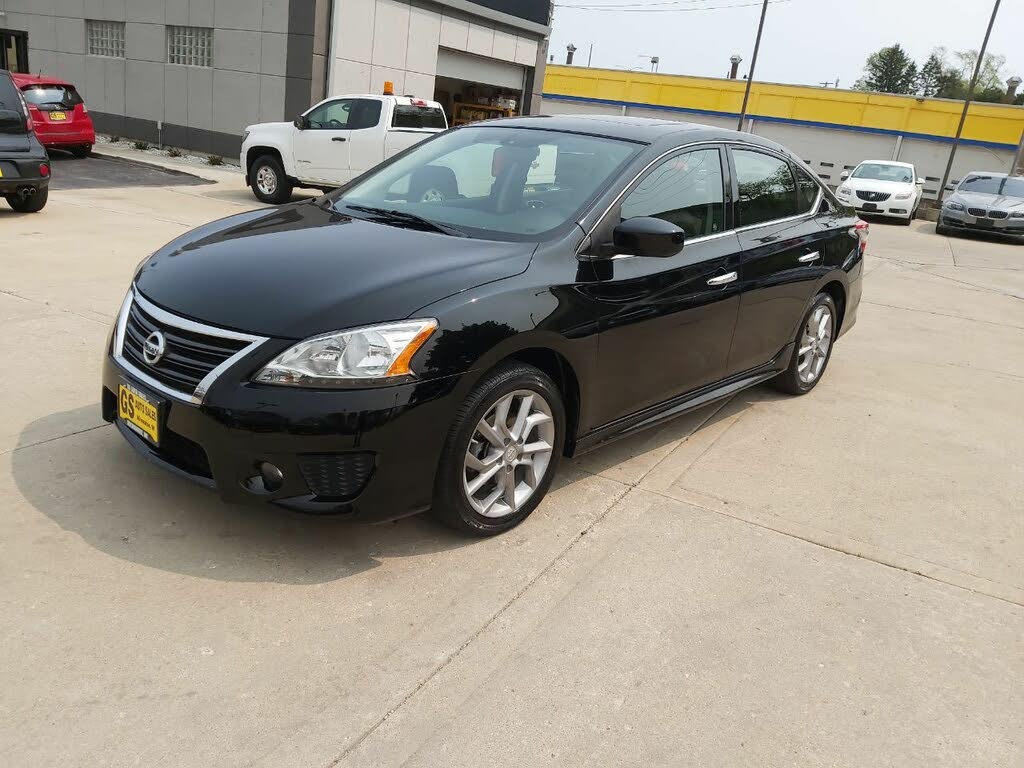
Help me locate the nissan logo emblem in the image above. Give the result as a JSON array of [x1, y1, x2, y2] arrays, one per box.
[[143, 330, 166, 365]]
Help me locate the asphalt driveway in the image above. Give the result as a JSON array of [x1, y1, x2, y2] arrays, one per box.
[[46, 152, 210, 191]]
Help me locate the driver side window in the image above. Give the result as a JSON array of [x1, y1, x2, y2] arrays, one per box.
[[305, 99, 353, 130], [620, 147, 726, 238]]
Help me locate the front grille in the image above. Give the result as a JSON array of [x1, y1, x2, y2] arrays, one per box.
[[158, 428, 213, 479], [298, 453, 376, 500], [121, 299, 250, 396], [988, 210, 1008, 220], [968, 207, 987, 217], [856, 190, 891, 202]]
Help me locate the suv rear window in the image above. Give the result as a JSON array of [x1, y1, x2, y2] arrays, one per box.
[[21, 84, 84, 108], [0, 72, 28, 135], [392, 105, 446, 130]]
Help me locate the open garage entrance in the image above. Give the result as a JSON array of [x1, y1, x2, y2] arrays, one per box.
[[433, 49, 526, 126]]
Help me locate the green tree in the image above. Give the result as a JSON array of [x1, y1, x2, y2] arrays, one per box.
[[953, 49, 1007, 91], [916, 53, 946, 97], [855, 44, 919, 94]]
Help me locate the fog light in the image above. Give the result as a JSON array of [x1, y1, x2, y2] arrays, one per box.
[[259, 462, 284, 491]]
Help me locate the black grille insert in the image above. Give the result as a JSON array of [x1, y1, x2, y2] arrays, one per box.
[[988, 210, 1008, 220], [856, 190, 891, 202], [968, 207, 987, 217], [158, 429, 214, 479], [298, 453, 376, 500], [122, 300, 250, 396]]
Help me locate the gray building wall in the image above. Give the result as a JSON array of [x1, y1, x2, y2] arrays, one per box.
[[0, 0, 319, 156]]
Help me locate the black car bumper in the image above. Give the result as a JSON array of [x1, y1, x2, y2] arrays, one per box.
[[102, 354, 464, 521], [0, 156, 50, 195]]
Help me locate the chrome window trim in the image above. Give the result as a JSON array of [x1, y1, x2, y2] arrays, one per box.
[[113, 287, 268, 405]]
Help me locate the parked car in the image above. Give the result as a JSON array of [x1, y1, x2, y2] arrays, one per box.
[[241, 93, 448, 204], [835, 160, 923, 224], [0, 68, 50, 213], [12, 72, 95, 158], [937, 172, 1024, 240], [104, 116, 865, 535]]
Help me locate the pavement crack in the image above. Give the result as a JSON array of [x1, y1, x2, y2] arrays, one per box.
[[2, 423, 108, 457], [861, 300, 1024, 329], [0, 288, 109, 326], [321, 481, 633, 768]]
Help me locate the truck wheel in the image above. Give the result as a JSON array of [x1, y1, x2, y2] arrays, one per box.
[[250, 155, 293, 204], [409, 166, 457, 203], [7, 188, 48, 213]]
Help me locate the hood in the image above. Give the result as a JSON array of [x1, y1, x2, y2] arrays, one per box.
[[247, 121, 291, 135], [841, 177, 916, 194], [950, 190, 1024, 211], [134, 202, 534, 339]]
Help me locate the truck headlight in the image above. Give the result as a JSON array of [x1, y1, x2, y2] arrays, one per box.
[[255, 319, 438, 387]]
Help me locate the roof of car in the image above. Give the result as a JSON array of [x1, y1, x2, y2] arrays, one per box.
[[484, 114, 771, 146], [11, 72, 75, 88], [962, 171, 1010, 178]]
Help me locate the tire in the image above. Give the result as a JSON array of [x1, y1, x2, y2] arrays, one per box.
[[6, 187, 48, 213], [433, 363, 566, 535], [935, 218, 950, 236], [771, 292, 838, 396], [899, 212, 912, 226], [249, 154, 293, 204], [71, 144, 92, 158], [408, 165, 457, 203]]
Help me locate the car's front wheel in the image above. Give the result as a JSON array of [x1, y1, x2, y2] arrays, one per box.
[[936, 217, 951, 236], [249, 154, 293, 204], [772, 292, 837, 395], [433, 363, 565, 535], [6, 188, 48, 213]]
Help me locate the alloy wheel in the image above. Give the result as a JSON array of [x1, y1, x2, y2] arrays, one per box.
[[462, 389, 555, 518], [797, 304, 833, 385]]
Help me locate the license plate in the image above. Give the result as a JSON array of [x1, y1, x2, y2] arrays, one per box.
[[861, 202, 878, 212], [118, 382, 161, 445], [49, 111, 67, 121], [974, 218, 993, 228]]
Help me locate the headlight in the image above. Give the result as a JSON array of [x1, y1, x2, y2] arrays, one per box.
[[241, 130, 250, 143], [836, 185, 850, 197], [255, 319, 438, 387], [945, 201, 965, 211], [1010, 211, 1024, 219], [894, 191, 913, 200]]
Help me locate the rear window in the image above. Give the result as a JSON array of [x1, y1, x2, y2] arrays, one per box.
[[21, 85, 84, 108], [392, 105, 447, 130], [0, 73, 27, 134]]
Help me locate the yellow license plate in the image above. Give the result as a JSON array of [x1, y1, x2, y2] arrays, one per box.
[[118, 383, 160, 444], [49, 111, 67, 121], [0, 168, 3, 178]]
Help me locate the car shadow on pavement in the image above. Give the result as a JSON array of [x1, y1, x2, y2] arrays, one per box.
[[11, 406, 476, 585]]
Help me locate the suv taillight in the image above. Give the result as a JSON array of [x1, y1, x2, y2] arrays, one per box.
[[853, 219, 869, 254]]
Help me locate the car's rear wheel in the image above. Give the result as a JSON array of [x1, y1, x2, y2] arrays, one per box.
[[71, 144, 92, 158], [433, 363, 565, 535], [771, 292, 837, 395], [250, 154, 292, 204], [6, 188, 48, 213]]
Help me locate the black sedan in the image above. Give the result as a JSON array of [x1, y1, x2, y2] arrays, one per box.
[[102, 116, 865, 535]]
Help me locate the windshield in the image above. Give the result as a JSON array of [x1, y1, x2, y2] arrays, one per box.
[[851, 163, 914, 183], [21, 85, 83, 108], [958, 175, 1024, 198], [332, 126, 640, 241]]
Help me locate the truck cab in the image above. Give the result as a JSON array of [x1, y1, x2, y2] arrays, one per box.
[[241, 93, 448, 204]]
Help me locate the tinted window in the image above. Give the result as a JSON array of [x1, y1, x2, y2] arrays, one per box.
[[21, 85, 84, 107], [306, 99, 354, 129], [0, 73, 27, 135], [733, 149, 799, 226], [621, 148, 725, 238], [337, 126, 638, 241], [392, 105, 446, 129], [348, 99, 382, 130], [795, 165, 821, 213]]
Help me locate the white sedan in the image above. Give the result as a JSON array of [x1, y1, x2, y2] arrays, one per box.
[[835, 160, 924, 224]]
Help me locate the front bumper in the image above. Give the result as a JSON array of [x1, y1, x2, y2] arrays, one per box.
[[940, 209, 1024, 236], [102, 354, 464, 521], [837, 196, 913, 218]]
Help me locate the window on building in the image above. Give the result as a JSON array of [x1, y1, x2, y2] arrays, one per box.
[[86, 20, 125, 58], [732, 149, 799, 227], [167, 26, 213, 68], [620, 148, 725, 238]]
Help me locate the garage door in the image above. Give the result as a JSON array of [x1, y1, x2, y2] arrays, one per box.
[[437, 48, 526, 91]]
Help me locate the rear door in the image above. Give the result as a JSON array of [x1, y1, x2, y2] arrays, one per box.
[[725, 147, 833, 376], [292, 97, 354, 183], [586, 144, 743, 426]]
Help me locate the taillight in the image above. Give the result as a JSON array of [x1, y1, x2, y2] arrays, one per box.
[[40, 163, 50, 177], [81, 104, 89, 115], [852, 219, 869, 254]]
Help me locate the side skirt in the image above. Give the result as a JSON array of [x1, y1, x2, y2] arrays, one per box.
[[571, 344, 792, 456]]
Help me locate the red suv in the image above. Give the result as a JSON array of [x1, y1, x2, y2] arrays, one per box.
[[12, 73, 95, 157]]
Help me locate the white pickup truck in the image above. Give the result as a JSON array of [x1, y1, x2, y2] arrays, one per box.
[[241, 94, 448, 204]]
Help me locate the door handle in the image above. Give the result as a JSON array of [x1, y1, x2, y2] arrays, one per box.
[[332, 137, 347, 142], [798, 251, 820, 263], [707, 272, 738, 286]]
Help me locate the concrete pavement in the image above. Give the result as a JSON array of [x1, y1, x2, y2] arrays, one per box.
[[1, 161, 1021, 767]]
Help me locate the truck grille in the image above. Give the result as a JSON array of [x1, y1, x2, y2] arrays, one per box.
[[856, 190, 891, 202], [116, 291, 265, 400]]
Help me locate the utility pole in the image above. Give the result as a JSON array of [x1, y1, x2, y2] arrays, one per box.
[[587, 43, 593, 67], [1013, 129, 1024, 177], [737, 0, 769, 131], [938, 0, 1001, 196]]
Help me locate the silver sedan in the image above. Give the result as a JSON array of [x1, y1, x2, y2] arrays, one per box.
[[937, 172, 1024, 240]]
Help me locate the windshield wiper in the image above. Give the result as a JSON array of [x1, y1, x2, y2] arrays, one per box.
[[344, 204, 467, 237]]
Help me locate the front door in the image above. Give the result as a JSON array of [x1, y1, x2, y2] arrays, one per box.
[[585, 145, 743, 427], [726, 147, 834, 375], [292, 98, 354, 184]]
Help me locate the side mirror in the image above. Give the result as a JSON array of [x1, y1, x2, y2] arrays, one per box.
[[612, 217, 685, 258], [839, 171, 850, 181], [293, 114, 309, 130], [917, 177, 925, 186]]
